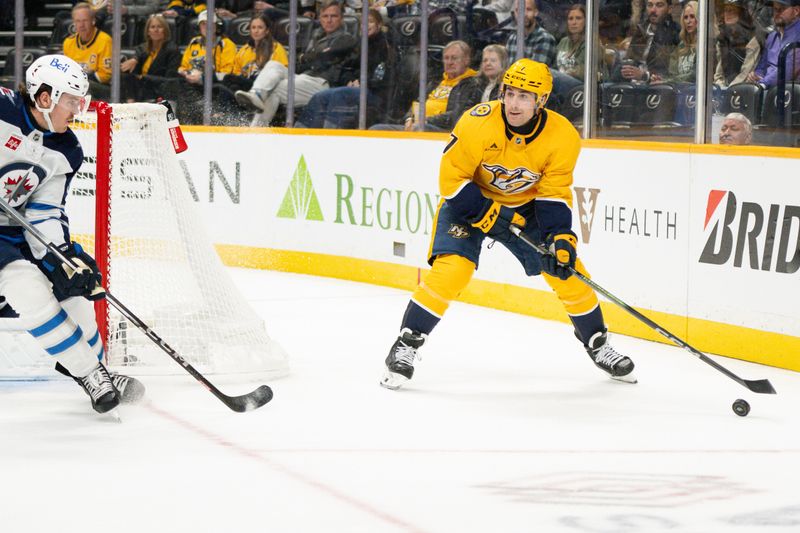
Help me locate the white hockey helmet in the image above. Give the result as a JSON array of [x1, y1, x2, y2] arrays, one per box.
[[25, 54, 91, 130]]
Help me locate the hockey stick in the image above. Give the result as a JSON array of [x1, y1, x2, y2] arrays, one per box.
[[510, 225, 776, 395], [0, 197, 273, 412]]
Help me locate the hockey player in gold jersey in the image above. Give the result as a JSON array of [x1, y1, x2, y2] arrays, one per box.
[[380, 58, 636, 390]]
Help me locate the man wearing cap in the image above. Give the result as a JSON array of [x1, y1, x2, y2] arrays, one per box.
[[746, 0, 800, 88]]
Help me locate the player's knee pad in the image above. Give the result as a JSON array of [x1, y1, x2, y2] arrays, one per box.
[[412, 254, 475, 317], [542, 258, 598, 315], [0, 260, 61, 327]]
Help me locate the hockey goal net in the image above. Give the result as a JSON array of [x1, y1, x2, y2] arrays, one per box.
[[0, 102, 288, 379]]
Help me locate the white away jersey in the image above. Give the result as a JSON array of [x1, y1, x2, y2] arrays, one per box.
[[0, 88, 83, 260]]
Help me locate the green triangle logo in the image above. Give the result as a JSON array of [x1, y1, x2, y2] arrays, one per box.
[[277, 155, 324, 221]]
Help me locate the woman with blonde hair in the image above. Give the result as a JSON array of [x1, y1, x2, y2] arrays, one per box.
[[658, 0, 698, 83], [120, 14, 181, 102]]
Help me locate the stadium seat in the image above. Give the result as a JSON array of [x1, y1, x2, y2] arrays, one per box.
[[227, 15, 252, 46], [2, 48, 47, 76], [273, 17, 314, 52], [636, 84, 677, 127], [0, 48, 47, 90], [560, 85, 584, 125], [723, 83, 764, 126], [101, 15, 139, 48], [48, 16, 75, 51], [390, 15, 421, 48], [429, 9, 458, 46], [601, 82, 637, 127], [763, 84, 800, 127], [342, 15, 360, 37], [673, 83, 696, 127]]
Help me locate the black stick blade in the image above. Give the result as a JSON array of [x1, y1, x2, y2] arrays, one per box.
[[744, 379, 777, 395], [224, 385, 274, 412]]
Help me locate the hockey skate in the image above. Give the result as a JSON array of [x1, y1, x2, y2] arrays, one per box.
[[380, 328, 426, 390], [586, 330, 637, 384], [74, 363, 120, 413], [56, 362, 145, 404]]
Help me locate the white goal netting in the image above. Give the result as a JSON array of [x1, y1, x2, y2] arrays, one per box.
[[0, 103, 288, 379]]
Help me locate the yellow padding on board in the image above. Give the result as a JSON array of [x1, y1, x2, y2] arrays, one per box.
[[412, 254, 476, 317], [541, 258, 599, 315]]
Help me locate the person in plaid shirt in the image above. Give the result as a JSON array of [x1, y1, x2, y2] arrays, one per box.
[[505, 0, 557, 66]]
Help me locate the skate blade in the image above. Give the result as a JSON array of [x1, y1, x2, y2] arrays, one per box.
[[380, 370, 409, 390], [611, 373, 638, 384], [101, 409, 122, 423]]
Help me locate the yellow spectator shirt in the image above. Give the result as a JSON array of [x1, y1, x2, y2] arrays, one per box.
[[166, 0, 206, 14], [440, 100, 580, 208], [423, 68, 477, 117], [233, 41, 289, 78], [63, 28, 113, 84], [180, 36, 237, 75]]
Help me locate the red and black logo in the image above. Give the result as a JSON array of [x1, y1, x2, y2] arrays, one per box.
[[699, 190, 800, 274]]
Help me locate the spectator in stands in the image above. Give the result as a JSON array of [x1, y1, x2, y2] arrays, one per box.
[[167, 9, 236, 123], [422, 43, 509, 132], [718, 112, 753, 143], [120, 15, 181, 102], [234, 0, 359, 127], [506, 0, 557, 66], [63, 2, 113, 100], [556, 5, 586, 82], [551, 4, 586, 106], [120, 14, 181, 102], [370, 40, 477, 131], [215, 13, 289, 124], [475, 44, 509, 102], [294, 9, 394, 129], [658, 0, 698, 83], [163, 0, 207, 17], [746, 0, 800, 88], [617, 0, 679, 82], [714, 0, 760, 88]]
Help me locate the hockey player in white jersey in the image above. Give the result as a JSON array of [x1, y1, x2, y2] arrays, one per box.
[[0, 54, 144, 413]]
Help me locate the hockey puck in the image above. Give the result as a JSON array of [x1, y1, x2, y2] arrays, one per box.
[[732, 399, 750, 417]]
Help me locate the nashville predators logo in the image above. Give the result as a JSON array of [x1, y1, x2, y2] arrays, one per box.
[[481, 163, 541, 194], [447, 224, 470, 239]]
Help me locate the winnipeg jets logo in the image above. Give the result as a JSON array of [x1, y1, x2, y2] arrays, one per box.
[[481, 163, 541, 194], [0, 163, 45, 208]]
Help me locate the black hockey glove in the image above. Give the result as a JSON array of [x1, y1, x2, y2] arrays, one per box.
[[467, 199, 526, 240], [40, 242, 106, 301], [541, 231, 578, 280]]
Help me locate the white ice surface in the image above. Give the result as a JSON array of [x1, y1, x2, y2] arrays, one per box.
[[1, 268, 799, 533]]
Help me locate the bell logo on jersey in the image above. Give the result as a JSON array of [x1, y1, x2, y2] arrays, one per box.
[[481, 163, 541, 194], [0, 163, 46, 208]]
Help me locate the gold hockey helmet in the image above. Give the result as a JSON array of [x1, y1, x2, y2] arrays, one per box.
[[502, 58, 552, 109]]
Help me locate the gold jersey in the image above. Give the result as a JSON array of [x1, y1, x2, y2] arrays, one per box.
[[233, 41, 289, 78], [63, 29, 113, 84], [180, 36, 237, 75], [440, 99, 580, 209]]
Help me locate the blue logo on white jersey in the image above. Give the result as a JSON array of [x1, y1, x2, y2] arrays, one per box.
[[1, 162, 46, 208]]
